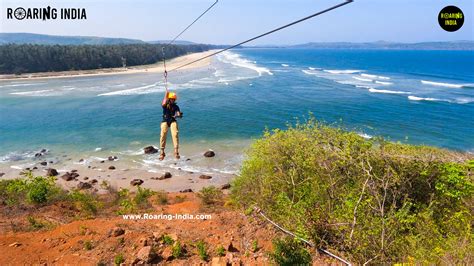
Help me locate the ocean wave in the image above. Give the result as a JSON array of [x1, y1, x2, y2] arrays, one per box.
[[421, 80, 464, 88], [361, 73, 390, 80], [9, 89, 62, 97], [357, 132, 372, 139], [98, 82, 162, 96], [352, 76, 373, 82], [324, 69, 362, 74], [302, 70, 318, 75], [369, 88, 411, 94], [217, 51, 273, 76], [375, 81, 393, 85], [0, 83, 43, 88], [408, 96, 444, 102], [281, 64, 289, 67]]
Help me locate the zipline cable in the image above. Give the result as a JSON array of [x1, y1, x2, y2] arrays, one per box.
[[169, 0, 353, 72], [161, 0, 219, 90]]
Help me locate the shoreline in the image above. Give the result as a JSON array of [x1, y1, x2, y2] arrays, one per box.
[[0, 49, 218, 81]]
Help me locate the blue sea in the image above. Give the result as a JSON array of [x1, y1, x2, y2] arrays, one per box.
[[1, 49, 473, 174]]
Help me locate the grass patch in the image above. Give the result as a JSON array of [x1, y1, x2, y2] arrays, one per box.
[[197, 186, 223, 207], [196, 240, 209, 261]]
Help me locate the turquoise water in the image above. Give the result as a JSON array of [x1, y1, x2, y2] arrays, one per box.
[[1, 49, 473, 171]]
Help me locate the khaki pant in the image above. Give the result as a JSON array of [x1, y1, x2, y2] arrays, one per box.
[[160, 121, 179, 153]]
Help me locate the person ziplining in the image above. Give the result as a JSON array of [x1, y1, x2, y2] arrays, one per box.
[[159, 90, 182, 160]]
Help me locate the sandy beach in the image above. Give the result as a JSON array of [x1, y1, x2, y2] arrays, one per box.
[[0, 49, 218, 81]]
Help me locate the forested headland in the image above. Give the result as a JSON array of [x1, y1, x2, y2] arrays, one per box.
[[0, 44, 213, 74]]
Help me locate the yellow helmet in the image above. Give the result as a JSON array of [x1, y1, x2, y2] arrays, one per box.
[[168, 92, 177, 100]]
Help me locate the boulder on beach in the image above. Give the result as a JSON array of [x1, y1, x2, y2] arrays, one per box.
[[61, 172, 79, 181], [130, 179, 144, 186], [0, 173, 5, 178], [179, 188, 193, 193], [144, 146, 158, 154], [46, 168, 59, 176], [108, 155, 118, 161], [199, 175, 212, 179], [77, 182, 92, 190], [160, 172, 172, 180], [203, 150, 215, 157], [108, 166, 116, 170], [40, 161, 47, 166], [221, 183, 231, 190]]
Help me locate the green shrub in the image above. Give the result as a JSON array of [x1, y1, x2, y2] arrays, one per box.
[[84, 240, 93, 250], [156, 190, 168, 205], [114, 253, 125, 265], [232, 118, 474, 264], [134, 186, 154, 207], [27, 216, 52, 230], [0, 173, 63, 205], [216, 245, 225, 257], [161, 234, 175, 245], [197, 186, 223, 206], [69, 190, 100, 216], [172, 240, 183, 258], [268, 237, 312, 265], [196, 240, 209, 261]]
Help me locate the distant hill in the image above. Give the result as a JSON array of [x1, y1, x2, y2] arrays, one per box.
[[254, 41, 474, 50], [0, 33, 146, 45]]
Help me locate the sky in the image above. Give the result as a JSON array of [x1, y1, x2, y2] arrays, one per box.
[[1, 0, 473, 45]]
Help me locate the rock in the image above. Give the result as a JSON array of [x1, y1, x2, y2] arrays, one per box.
[[9, 242, 21, 247], [159, 172, 172, 180], [71, 169, 78, 173], [0, 173, 5, 177], [221, 183, 231, 190], [33, 167, 38, 170], [130, 179, 144, 186], [100, 160, 105, 163], [40, 161, 47, 166], [79, 158, 84, 163], [108, 166, 116, 170], [83, 177, 89, 180], [35, 153, 42, 158], [90, 179, 98, 184], [144, 146, 158, 154], [25, 168, 30, 171], [77, 182, 92, 190], [109, 227, 125, 237], [136, 246, 157, 263], [61, 173, 74, 181], [186, 158, 191, 161], [211, 257, 228, 266], [49, 161, 53, 164], [162, 246, 173, 261], [46, 168, 59, 176], [61, 172, 79, 181], [203, 150, 215, 157], [108, 156, 118, 161], [179, 188, 193, 193], [40, 149, 47, 153], [199, 175, 212, 179]]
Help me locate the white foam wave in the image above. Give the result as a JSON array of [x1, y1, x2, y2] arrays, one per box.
[[324, 69, 362, 74], [281, 64, 289, 67], [302, 70, 318, 75], [375, 81, 393, 85], [9, 89, 60, 97], [408, 96, 443, 102], [369, 88, 411, 94], [352, 76, 372, 82], [0, 83, 43, 88], [98, 82, 162, 96], [357, 133, 372, 139], [361, 73, 390, 80], [421, 80, 464, 88], [217, 51, 273, 76]]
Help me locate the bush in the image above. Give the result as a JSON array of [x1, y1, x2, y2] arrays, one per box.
[[196, 240, 209, 261], [172, 240, 183, 258], [232, 118, 474, 264], [216, 245, 225, 257], [156, 190, 168, 205], [69, 190, 100, 216], [114, 253, 125, 265], [268, 237, 312, 265], [0, 172, 63, 205], [134, 186, 154, 207], [197, 186, 223, 206]]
